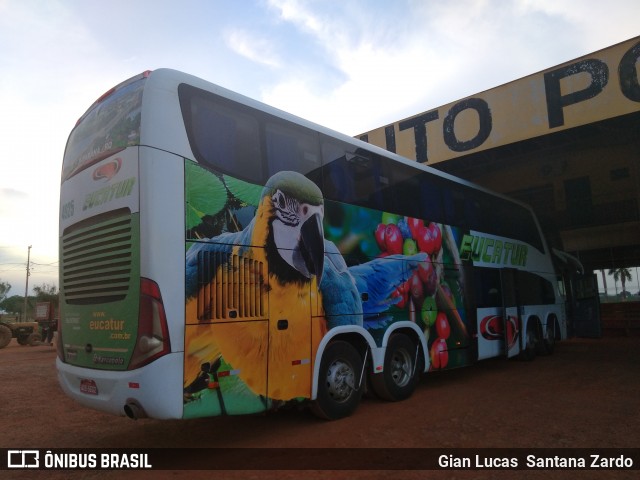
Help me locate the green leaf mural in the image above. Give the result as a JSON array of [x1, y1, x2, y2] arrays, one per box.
[[224, 175, 262, 207], [185, 161, 227, 230]]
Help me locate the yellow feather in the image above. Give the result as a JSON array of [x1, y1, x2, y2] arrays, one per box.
[[184, 194, 325, 401]]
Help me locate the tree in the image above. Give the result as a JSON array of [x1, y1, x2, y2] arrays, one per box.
[[1, 295, 24, 315], [33, 283, 59, 311], [608, 268, 633, 299], [0, 280, 11, 303], [33, 282, 58, 300]]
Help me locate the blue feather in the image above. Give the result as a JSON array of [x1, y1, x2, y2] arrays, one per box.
[[318, 241, 427, 328], [349, 253, 427, 316], [319, 241, 363, 329]]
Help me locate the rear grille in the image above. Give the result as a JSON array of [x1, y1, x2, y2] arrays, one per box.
[[197, 251, 266, 321], [62, 213, 134, 304]]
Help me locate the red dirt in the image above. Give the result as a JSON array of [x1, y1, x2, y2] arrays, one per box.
[[1, 334, 638, 480]]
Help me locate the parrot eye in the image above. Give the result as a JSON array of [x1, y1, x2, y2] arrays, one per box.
[[273, 191, 286, 209]]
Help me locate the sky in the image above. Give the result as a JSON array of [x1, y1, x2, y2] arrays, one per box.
[[0, 0, 638, 297]]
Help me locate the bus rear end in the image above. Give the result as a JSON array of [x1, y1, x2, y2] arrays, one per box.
[[56, 72, 182, 419]]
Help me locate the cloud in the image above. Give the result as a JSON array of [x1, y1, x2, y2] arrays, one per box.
[[224, 28, 282, 68], [0, 188, 28, 199], [0, 188, 28, 218], [259, 0, 640, 135], [260, 1, 457, 133]]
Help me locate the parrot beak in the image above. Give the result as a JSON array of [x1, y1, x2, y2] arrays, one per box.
[[298, 212, 324, 283]]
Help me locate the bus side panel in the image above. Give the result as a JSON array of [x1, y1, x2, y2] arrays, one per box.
[[320, 202, 474, 371], [139, 147, 186, 354]]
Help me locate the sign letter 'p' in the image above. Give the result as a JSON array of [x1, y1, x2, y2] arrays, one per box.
[[544, 59, 609, 128]]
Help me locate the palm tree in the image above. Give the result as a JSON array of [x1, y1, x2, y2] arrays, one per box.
[[608, 268, 632, 299]]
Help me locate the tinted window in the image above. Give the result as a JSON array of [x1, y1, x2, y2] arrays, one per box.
[[473, 268, 502, 308], [443, 187, 466, 227], [444, 183, 543, 252], [265, 122, 321, 179], [389, 167, 444, 222], [180, 85, 263, 183], [321, 140, 389, 211], [179, 84, 544, 252], [518, 271, 557, 305]]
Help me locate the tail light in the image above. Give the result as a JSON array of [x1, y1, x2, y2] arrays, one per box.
[[129, 278, 171, 369]]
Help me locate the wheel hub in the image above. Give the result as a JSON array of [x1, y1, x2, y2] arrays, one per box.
[[390, 349, 412, 387], [325, 360, 355, 403]]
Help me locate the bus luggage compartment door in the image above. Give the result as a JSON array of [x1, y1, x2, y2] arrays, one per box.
[[266, 278, 313, 402], [500, 269, 521, 358]]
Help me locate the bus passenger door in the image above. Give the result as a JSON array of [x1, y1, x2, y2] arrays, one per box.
[[500, 269, 521, 358]]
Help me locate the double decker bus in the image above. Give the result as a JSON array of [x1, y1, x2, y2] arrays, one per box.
[[57, 69, 565, 420]]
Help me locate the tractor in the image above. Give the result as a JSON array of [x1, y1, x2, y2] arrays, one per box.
[[0, 317, 40, 349]]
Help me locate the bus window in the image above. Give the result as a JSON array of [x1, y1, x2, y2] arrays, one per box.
[[443, 187, 466, 227], [465, 196, 483, 231], [491, 198, 543, 252], [518, 271, 557, 305], [419, 173, 444, 223], [321, 140, 355, 203], [321, 140, 389, 211], [389, 166, 422, 219], [180, 85, 263, 183], [265, 122, 321, 182], [63, 75, 145, 183], [474, 268, 501, 308]]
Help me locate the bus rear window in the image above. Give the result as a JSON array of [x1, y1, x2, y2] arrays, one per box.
[[62, 76, 145, 183], [179, 84, 263, 184]]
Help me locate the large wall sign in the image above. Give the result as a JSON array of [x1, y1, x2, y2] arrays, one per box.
[[362, 37, 640, 165]]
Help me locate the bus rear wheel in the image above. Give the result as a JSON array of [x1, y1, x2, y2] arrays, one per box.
[[520, 321, 539, 361], [542, 319, 556, 355], [311, 341, 363, 420], [371, 333, 421, 401]]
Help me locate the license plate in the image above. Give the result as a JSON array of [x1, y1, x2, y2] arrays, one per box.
[[80, 379, 98, 395]]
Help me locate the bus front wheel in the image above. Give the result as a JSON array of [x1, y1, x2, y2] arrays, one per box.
[[370, 333, 421, 401], [311, 341, 363, 420]]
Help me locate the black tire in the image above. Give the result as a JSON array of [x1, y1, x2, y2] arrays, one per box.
[[311, 341, 364, 420], [0, 324, 12, 349], [542, 319, 556, 355], [17, 334, 30, 346], [27, 333, 41, 346], [370, 333, 421, 401], [520, 321, 538, 361]]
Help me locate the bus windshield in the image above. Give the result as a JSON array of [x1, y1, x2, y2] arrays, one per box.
[[62, 75, 146, 183]]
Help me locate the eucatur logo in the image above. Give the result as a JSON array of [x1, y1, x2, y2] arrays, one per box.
[[93, 158, 122, 182]]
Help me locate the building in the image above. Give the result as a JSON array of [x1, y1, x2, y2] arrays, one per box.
[[359, 36, 640, 280]]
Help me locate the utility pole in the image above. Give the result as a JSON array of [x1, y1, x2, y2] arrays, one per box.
[[23, 245, 31, 322]]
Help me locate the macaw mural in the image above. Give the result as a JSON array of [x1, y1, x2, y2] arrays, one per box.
[[182, 161, 469, 418]]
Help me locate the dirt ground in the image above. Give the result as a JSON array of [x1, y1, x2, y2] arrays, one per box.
[[1, 334, 638, 480]]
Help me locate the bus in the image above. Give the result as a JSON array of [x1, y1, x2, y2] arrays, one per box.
[[57, 69, 566, 421]]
